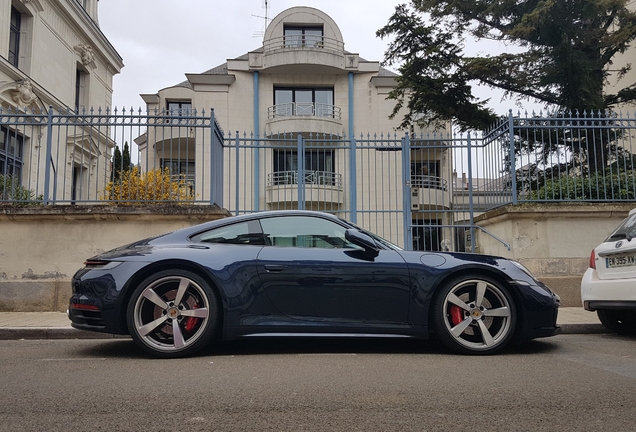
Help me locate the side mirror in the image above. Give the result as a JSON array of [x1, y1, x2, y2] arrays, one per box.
[[345, 229, 380, 257]]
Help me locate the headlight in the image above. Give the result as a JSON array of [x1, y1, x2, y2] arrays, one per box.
[[510, 260, 537, 279]]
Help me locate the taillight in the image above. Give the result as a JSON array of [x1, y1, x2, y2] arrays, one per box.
[[83, 260, 121, 270], [84, 260, 109, 267], [589, 249, 596, 269]]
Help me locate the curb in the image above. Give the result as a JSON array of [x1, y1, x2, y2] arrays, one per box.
[[0, 324, 609, 340], [0, 327, 130, 340], [559, 323, 609, 334]]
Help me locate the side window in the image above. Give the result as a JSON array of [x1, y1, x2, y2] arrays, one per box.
[[192, 220, 265, 245], [259, 216, 359, 249]]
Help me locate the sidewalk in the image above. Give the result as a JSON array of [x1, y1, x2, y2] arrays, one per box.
[[0, 308, 607, 340]]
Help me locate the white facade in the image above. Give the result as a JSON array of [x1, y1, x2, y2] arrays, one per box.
[[138, 6, 453, 248], [0, 0, 123, 201]]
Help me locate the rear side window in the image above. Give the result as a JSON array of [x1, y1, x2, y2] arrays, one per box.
[[606, 212, 636, 241], [192, 220, 266, 245]]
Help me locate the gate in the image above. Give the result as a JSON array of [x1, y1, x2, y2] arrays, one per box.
[[222, 131, 508, 252]]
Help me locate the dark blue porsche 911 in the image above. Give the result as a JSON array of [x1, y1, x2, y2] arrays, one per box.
[[69, 210, 560, 358]]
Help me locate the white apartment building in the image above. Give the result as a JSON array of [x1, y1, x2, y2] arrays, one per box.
[[138, 6, 455, 249], [0, 0, 123, 201]]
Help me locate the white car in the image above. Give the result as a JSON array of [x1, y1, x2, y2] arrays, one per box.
[[581, 208, 636, 334]]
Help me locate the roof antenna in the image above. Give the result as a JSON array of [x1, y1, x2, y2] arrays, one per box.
[[252, 0, 271, 39]]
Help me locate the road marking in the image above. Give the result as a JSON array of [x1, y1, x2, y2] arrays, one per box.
[[297, 353, 357, 356], [38, 358, 106, 361]]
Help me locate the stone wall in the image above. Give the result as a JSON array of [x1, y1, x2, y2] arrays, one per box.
[[0, 205, 230, 312], [474, 203, 635, 306], [1, 203, 633, 311]]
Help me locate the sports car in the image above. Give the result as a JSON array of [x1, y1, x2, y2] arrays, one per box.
[[69, 210, 560, 357]]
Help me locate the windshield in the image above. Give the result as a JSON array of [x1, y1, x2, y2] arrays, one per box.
[[606, 211, 636, 242], [341, 219, 403, 251]]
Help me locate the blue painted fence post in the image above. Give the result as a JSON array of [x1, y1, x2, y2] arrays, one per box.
[[43, 106, 54, 205], [509, 110, 518, 205]]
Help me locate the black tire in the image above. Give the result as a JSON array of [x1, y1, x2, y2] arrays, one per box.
[[432, 275, 517, 355], [126, 269, 220, 358], [597, 309, 636, 335]]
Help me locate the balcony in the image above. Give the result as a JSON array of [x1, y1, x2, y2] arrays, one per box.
[[257, 35, 348, 74], [266, 102, 343, 136], [266, 170, 344, 207], [410, 175, 451, 211]]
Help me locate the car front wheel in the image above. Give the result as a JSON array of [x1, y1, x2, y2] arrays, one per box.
[[126, 269, 220, 358], [433, 276, 517, 355], [597, 309, 636, 335]]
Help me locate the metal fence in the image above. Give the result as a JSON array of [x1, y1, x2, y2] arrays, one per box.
[[2, 107, 635, 251], [0, 106, 224, 205]]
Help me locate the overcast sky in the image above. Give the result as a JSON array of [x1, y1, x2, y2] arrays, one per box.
[[98, 0, 400, 110], [97, 0, 538, 114]]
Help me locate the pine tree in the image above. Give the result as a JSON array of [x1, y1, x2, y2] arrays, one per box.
[[377, 0, 636, 131]]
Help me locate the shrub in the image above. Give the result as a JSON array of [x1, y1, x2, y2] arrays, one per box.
[[101, 167, 195, 204], [528, 170, 636, 201], [0, 175, 42, 204]]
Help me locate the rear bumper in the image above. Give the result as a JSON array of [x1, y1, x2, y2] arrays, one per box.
[[583, 300, 636, 311], [580, 268, 636, 310]]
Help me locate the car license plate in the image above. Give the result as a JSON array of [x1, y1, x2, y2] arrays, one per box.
[[606, 254, 636, 268]]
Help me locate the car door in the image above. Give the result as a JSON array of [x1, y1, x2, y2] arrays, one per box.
[[256, 215, 411, 324]]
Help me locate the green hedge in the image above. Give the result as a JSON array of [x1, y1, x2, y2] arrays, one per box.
[[528, 170, 636, 200]]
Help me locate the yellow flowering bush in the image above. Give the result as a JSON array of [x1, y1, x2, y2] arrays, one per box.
[[102, 167, 195, 204]]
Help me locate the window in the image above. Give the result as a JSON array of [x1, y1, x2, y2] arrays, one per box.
[[260, 216, 358, 249], [166, 101, 192, 124], [9, 7, 21, 67], [284, 26, 323, 48], [167, 101, 192, 116], [411, 161, 444, 189], [75, 68, 89, 112], [273, 149, 334, 185], [192, 220, 266, 245], [0, 126, 24, 181], [274, 87, 334, 117], [161, 159, 195, 187]]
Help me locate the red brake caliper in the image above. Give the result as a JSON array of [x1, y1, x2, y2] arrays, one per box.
[[184, 306, 199, 333], [450, 305, 463, 326]]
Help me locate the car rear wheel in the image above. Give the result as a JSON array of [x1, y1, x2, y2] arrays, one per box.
[[126, 269, 220, 358], [433, 276, 516, 355], [597, 309, 636, 335]]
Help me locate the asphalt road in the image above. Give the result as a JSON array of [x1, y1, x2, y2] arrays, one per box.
[[1, 334, 635, 432]]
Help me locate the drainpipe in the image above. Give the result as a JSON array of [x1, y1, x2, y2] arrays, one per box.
[[253, 71, 260, 211], [467, 133, 475, 253], [348, 72, 357, 223]]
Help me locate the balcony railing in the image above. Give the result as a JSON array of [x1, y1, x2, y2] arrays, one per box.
[[410, 175, 448, 191], [268, 170, 342, 188], [263, 35, 345, 55], [268, 102, 341, 120]]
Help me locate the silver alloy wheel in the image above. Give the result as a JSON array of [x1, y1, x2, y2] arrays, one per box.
[[441, 279, 513, 352], [131, 275, 211, 353]]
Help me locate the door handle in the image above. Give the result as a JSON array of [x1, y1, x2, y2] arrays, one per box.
[[264, 265, 287, 273]]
